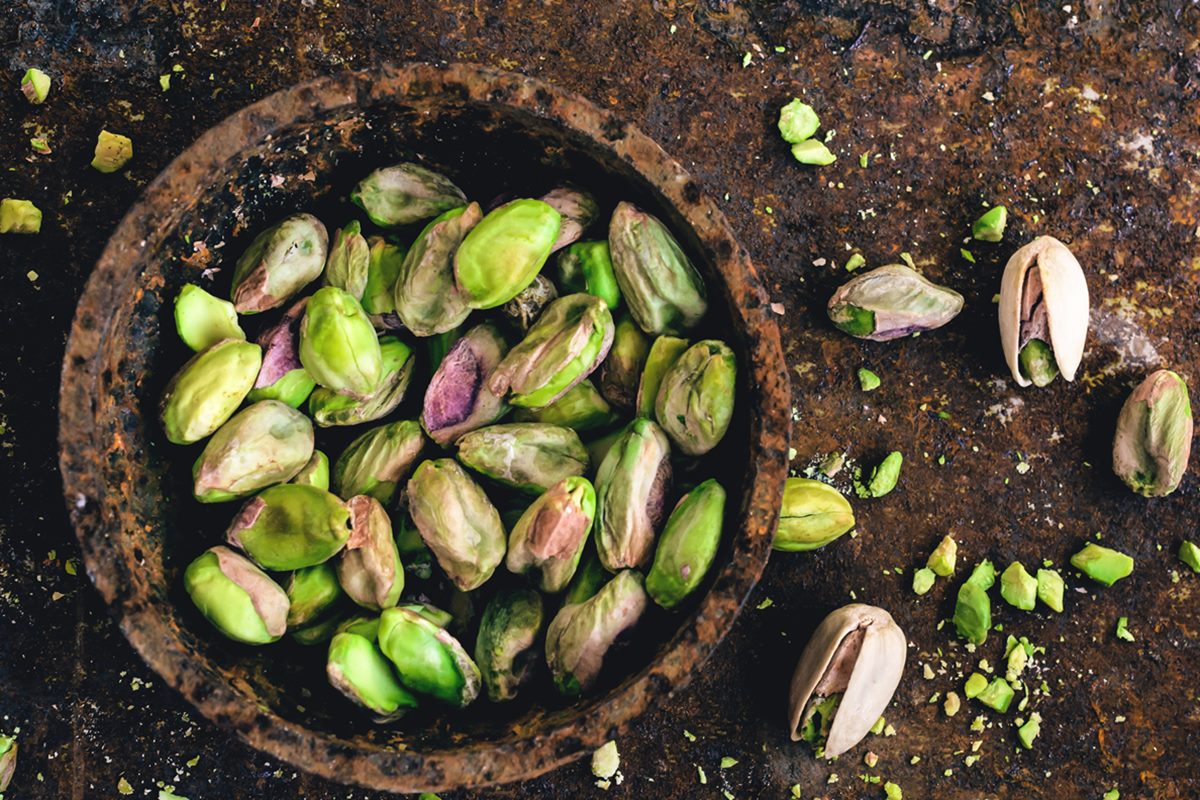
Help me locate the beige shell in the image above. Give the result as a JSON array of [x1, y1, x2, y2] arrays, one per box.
[[998, 236, 1089, 387], [787, 603, 907, 759]]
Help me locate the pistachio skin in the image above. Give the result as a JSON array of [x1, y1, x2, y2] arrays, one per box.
[[541, 187, 599, 252], [336, 495, 404, 611], [308, 336, 415, 427], [455, 199, 563, 309], [457, 423, 589, 494], [160, 339, 262, 445], [599, 316, 651, 411], [594, 419, 673, 572], [654, 339, 736, 456], [501, 273, 558, 333], [1112, 369, 1193, 497], [174, 284, 245, 352], [514, 379, 617, 432], [299, 286, 383, 399], [192, 400, 315, 503], [636, 336, 689, 419], [393, 203, 480, 336], [421, 323, 510, 446], [231, 213, 328, 314], [184, 546, 290, 645], [645, 479, 726, 609], [506, 476, 596, 593], [327, 632, 420, 720], [557, 240, 621, 310], [378, 607, 482, 707], [332, 420, 425, 505], [286, 562, 344, 629], [774, 478, 855, 552], [475, 588, 545, 702], [545, 569, 648, 695], [323, 220, 370, 301], [350, 162, 467, 227], [247, 298, 315, 409], [827, 264, 964, 341], [226, 484, 352, 571]]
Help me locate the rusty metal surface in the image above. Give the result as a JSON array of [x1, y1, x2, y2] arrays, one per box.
[[2, 1, 1199, 798]]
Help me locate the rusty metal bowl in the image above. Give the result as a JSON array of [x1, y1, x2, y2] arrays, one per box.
[[58, 63, 789, 793]]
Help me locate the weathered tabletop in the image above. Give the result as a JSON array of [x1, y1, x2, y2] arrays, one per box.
[[2, 2, 1199, 798]]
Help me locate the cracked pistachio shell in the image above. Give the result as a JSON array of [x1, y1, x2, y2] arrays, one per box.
[[231, 213, 328, 314], [506, 476, 596, 593], [351, 162, 467, 227], [475, 588, 545, 702], [594, 419, 673, 571], [998, 236, 1089, 386], [787, 604, 907, 758], [421, 323, 510, 445], [457, 423, 589, 494], [545, 569, 648, 695], [654, 339, 736, 456], [393, 203, 480, 336], [599, 316, 651, 411], [191, 400, 315, 503], [608, 202, 707, 335], [488, 293, 616, 409], [455, 199, 563, 309], [184, 546, 290, 645], [406, 459, 506, 591], [247, 298, 316, 408], [541, 187, 599, 252], [308, 335, 415, 427], [514, 379, 617, 432], [226, 484, 352, 571], [501, 273, 559, 333], [286, 562, 344, 629], [828, 264, 964, 341], [378, 606, 481, 707], [290, 449, 330, 490], [645, 479, 725, 609], [174, 284, 245, 352], [362, 236, 407, 321], [327, 631, 420, 720], [299, 286, 383, 398], [323, 220, 370, 301], [160, 339, 262, 445], [337, 495, 404, 611], [636, 335, 690, 419], [556, 240, 621, 311], [332, 420, 425, 505], [774, 478, 855, 552], [0, 734, 14, 793], [1112, 369, 1193, 497]]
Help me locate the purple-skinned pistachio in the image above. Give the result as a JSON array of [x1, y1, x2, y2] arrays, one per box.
[[506, 476, 596, 592], [540, 187, 599, 252], [420, 323, 510, 446], [247, 298, 316, 408], [594, 418, 673, 571], [337, 495, 404, 611], [545, 569, 648, 695], [231, 213, 328, 314]]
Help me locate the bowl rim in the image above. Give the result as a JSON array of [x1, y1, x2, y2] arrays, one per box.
[[58, 62, 791, 792]]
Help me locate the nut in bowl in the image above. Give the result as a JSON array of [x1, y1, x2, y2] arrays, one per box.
[[59, 64, 788, 793]]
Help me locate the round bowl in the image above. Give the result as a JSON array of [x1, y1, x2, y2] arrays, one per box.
[[58, 63, 789, 793]]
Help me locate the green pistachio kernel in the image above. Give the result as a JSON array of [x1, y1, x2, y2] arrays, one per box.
[[0, 198, 43, 234], [999, 562, 1037, 611], [857, 368, 881, 392], [21, 67, 51, 103], [975, 678, 1014, 712], [927, 535, 957, 577], [1180, 540, 1200, 574], [866, 451, 903, 497], [912, 567, 936, 596], [777, 98, 820, 144], [1035, 568, 1064, 612], [91, 130, 133, 173], [790, 139, 837, 165], [174, 284, 245, 352], [1070, 543, 1133, 586], [971, 205, 1008, 242]]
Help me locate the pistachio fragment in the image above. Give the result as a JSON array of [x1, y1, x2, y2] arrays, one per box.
[[1180, 541, 1200, 574], [911, 568, 935, 596], [308, 336, 414, 426], [231, 213, 328, 314], [1036, 568, 1064, 612], [778, 98, 820, 144], [787, 604, 907, 759], [636, 335, 690, 419], [286, 562, 344, 629], [0, 733, 15, 793], [323, 220, 370, 301], [953, 562, 994, 645], [594, 419, 673, 571], [501, 274, 558, 333], [91, 129, 132, 173], [514, 379, 617, 432], [999, 562, 1037, 611], [998, 236, 1089, 387], [226, 484, 352, 571], [599, 316, 651, 411], [247, 299, 316, 408], [773, 478, 855, 552], [1070, 543, 1133, 586], [378, 606, 481, 707], [865, 451, 903, 498], [975, 678, 1015, 712], [457, 423, 588, 494], [455, 198, 562, 309], [160, 339, 262, 445], [327, 631, 420, 719], [475, 588, 545, 701], [791, 140, 836, 166], [646, 478, 726, 609], [545, 570, 648, 695], [21, 67, 51, 103], [337, 495, 404, 611], [0, 198, 42, 234], [541, 187, 599, 252], [174, 284, 245, 352], [1112, 369, 1193, 497], [654, 339, 736, 456], [557, 240, 621, 310], [421, 323, 510, 445], [926, 535, 957, 577], [184, 546, 289, 644], [350, 162, 467, 227], [393, 203, 480, 336], [971, 206, 1008, 242], [192, 400, 315, 503], [506, 476, 596, 592], [827, 264, 964, 341], [299, 286, 383, 398], [333, 420, 425, 505]]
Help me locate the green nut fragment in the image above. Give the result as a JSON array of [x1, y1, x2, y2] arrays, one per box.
[[290, 449, 330, 490], [592, 740, 620, 780], [608, 201, 707, 335], [308, 335, 414, 427], [160, 339, 262, 444], [226, 484, 352, 571], [0, 198, 43, 234], [594, 418, 674, 571], [1115, 616, 1135, 642], [323, 220, 370, 300], [927, 535, 958, 577], [1036, 568, 1065, 612], [286, 562, 344, 629], [557, 240, 621, 310], [636, 335, 690, 419], [857, 368, 881, 392], [999, 562, 1037, 611], [912, 567, 936, 596], [184, 546, 289, 644], [514, 379, 617, 432], [455, 198, 562, 309], [378, 606, 481, 707], [174, 284, 245, 352], [361, 236, 406, 321], [192, 400, 315, 503], [845, 253, 866, 272], [545, 570, 648, 695], [327, 631, 420, 719], [232, 213, 328, 314], [866, 451, 903, 498], [420, 323, 510, 444], [1006, 639, 1029, 681], [884, 781, 903, 800], [333, 420, 425, 505], [1018, 339, 1059, 387], [350, 162, 467, 227], [1017, 712, 1041, 749], [790, 139, 836, 166], [393, 203, 479, 335], [474, 588, 545, 702], [828, 265, 964, 341], [247, 299, 316, 408], [1112, 369, 1193, 497], [773, 478, 855, 552], [598, 316, 651, 411], [963, 672, 988, 698], [646, 478, 726, 609], [972, 205, 1008, 242], [541, 187, 599, 252], [1104, 790, 1121, 800], [91, 129, 132, 173], [21, 67, 51, 103], [337, 495, 404, 611], [778, 98, 820, 144], [407, 459, 506, 591], [299, 286, 383, 398], [0, 733, 15, 793], [457, 422, 589, 494], [1179, 540, 1200, 574], [975, 678, 1014, 713], [655, 339, 736, 456], [953, 579, 992, 646], [1070, 543, 1134, 586], [507, 477, 596, 593], [501, 274, 558, 333], [967, 558, 996, 589]]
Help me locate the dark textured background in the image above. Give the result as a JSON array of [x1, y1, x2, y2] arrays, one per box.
[[2, 1, 1199, 798]]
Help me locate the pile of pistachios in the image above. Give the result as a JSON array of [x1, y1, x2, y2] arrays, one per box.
[[163, 162, 737, 718]]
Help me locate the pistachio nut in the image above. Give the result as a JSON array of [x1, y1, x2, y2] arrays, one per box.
[[406, 459, 507, 591], [309, 335, 415, 427], [645, 478, 726, 609], [231, 213, 328, 314], [286, 562, 344, 629], [926, 534, 957, 576], [827, 264, 964, 341], [183, 546, 290, 645], [584, 427, 625, 475], [378, 606, 482, 707], [174, 284, 245, 352], [545, 569, 648, 695], [506, 476, 596, 593], [563, 547, 608, 606], [421, 323, 510, 445], [192, 400, 315, 503], [91, 129, 132, 173], [488, 293, 616, 409], [362, 236, 407, 323], [475, 588, 545, 701], [0, 198, 42, 234], [556, 240, 621, 310], [336, 613, 382, 641], [999, 561, 1037, 611], [457, 423, 589, 494], [501, 273, 558, 333], [350, 162, 467, 227], [332, 420, 425, 505], [160, 339, 262, 445], [636, 335, 690, 419], [226, 484, 352, 571], [608, 202, 708, 335], [0, 734, 15, 793], [953, 565, 993, 646], [291, 611, 344, 646], [1070, 543, 1134, 586], [327, 631, 420, 720], [787, 604, 907, 758], [323, 219, 370, 301], [455, 198, 563, 309], [972, 205, 1008, 242], [1112, 369, 1193, 497], [541, 187, 599, 252], [654, 339, 736, 456], [337, 495, 404, 611], [773, 478, 855, 552], [21, 66, 51, 103], [299, 286, 383, 398], [393, 203, 480, 336], [598, 316, 651, 411], [594, 418, 673, 571], [290, 449, 330, 490], [513, 379, 617, 432], [998, 235, 1089, 387], [247, 298, 316, 408], [1036, 568, 1065, 613]]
